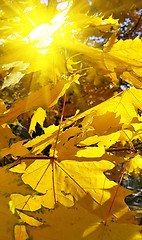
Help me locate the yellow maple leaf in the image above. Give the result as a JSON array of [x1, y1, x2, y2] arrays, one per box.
[[91, 15, 120, 32], [78, 130, 133, 149], [94, 0, 142, 15], [10, 162, 27, 173], [76, 146, 105, 158], [126, 154, 142, 173], [0, 141, 29, 158], [0, 165, 34, 239], [0, 79, 70, 125], [24, 124, 59, 154], [14, 225, 29, 240], [83, 221, 142, 240], [16, 210, 43, 227], [10, 159, 116, 213], [1, 61, 29, 89], [65, 87, 142, 132], [121, 72, 142, 89], [29, 107, 47, 136], [17, 202, 139, 240], [2, 72, 25, 89], [0, 124, 15, 151], [69, 12, 119, 32], [103, 36, 142, 77]]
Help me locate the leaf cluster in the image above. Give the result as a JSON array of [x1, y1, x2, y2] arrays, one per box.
[[0, 0, 142, 239]]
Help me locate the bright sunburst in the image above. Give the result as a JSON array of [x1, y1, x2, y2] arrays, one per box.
[[23, 1, 73, 55]]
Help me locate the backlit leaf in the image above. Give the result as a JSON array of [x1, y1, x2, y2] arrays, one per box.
[[79, 130, 133, 149], [22, 202, 141, 240], [65, 87, 142, 130], [10, 159, 117, 216], [121, 72, 142, 89], [24, 124, 59, 154], [69, 13, 120, 32], [126, 154, 142, 173], [29, 107, 47, 136], [2, 72, 25, 89], [83, 221, 142, 240], [103, 36, 142, 77], [10, 162, 27, 173], [0, 1, 142, 239], [0, 165, 33, 239], [76, 146, 105, 158], [0, 79, 71, 124], [16, 210, 43, 226]]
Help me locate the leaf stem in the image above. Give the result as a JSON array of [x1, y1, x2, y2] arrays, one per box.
[[71, 67, 93, 76], [52, 160, 57, 205], [106, 145, 142, 152], [20, 156, 55, 160], [16, 144, 142, 162], [104, 161, 128, 225], [65, 53, 82, 63], [0, 71, 11, 81], [53, 91, 66, 159]]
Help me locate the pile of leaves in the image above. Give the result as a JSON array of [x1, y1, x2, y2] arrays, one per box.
[[0, 0, 142, 239]]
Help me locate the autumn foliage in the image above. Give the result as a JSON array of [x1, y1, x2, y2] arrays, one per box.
[[0, 0, 142, 239]]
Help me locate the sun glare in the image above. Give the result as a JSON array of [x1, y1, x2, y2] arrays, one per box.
[[23, 1, 73, 55]]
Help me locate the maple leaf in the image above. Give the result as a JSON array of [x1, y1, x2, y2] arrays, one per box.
[[64, 87, 142, 133], [0, 1, 142, 240], [94, 0, 142, 15], [0, 124, 15, 152], [16, 210, 43, 227], [14, 225, 29, 240], [56, 36, 103, 66], [0, 140, 29, 158], [0, 165, 34, 240], [103, 36, 142, 77], [24, 124, 59, 154], [29, 107, 47, 136], [55, 33, 142, 84], [0, 78, 73, 125], [9, 154, 136, 227], [1, 61, 29, 89], [68, 12, 120, 32], [126, 154, 142, 174], [121, 72, 142, 89], [76, 146, 105, 158], [10, 159, 116, 211], [78, 130, 133, 149], [12, 202, 141, 240], [2, 72, 25, 89], [0, 99, 7, 114], [82, 221, 142, 240]]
